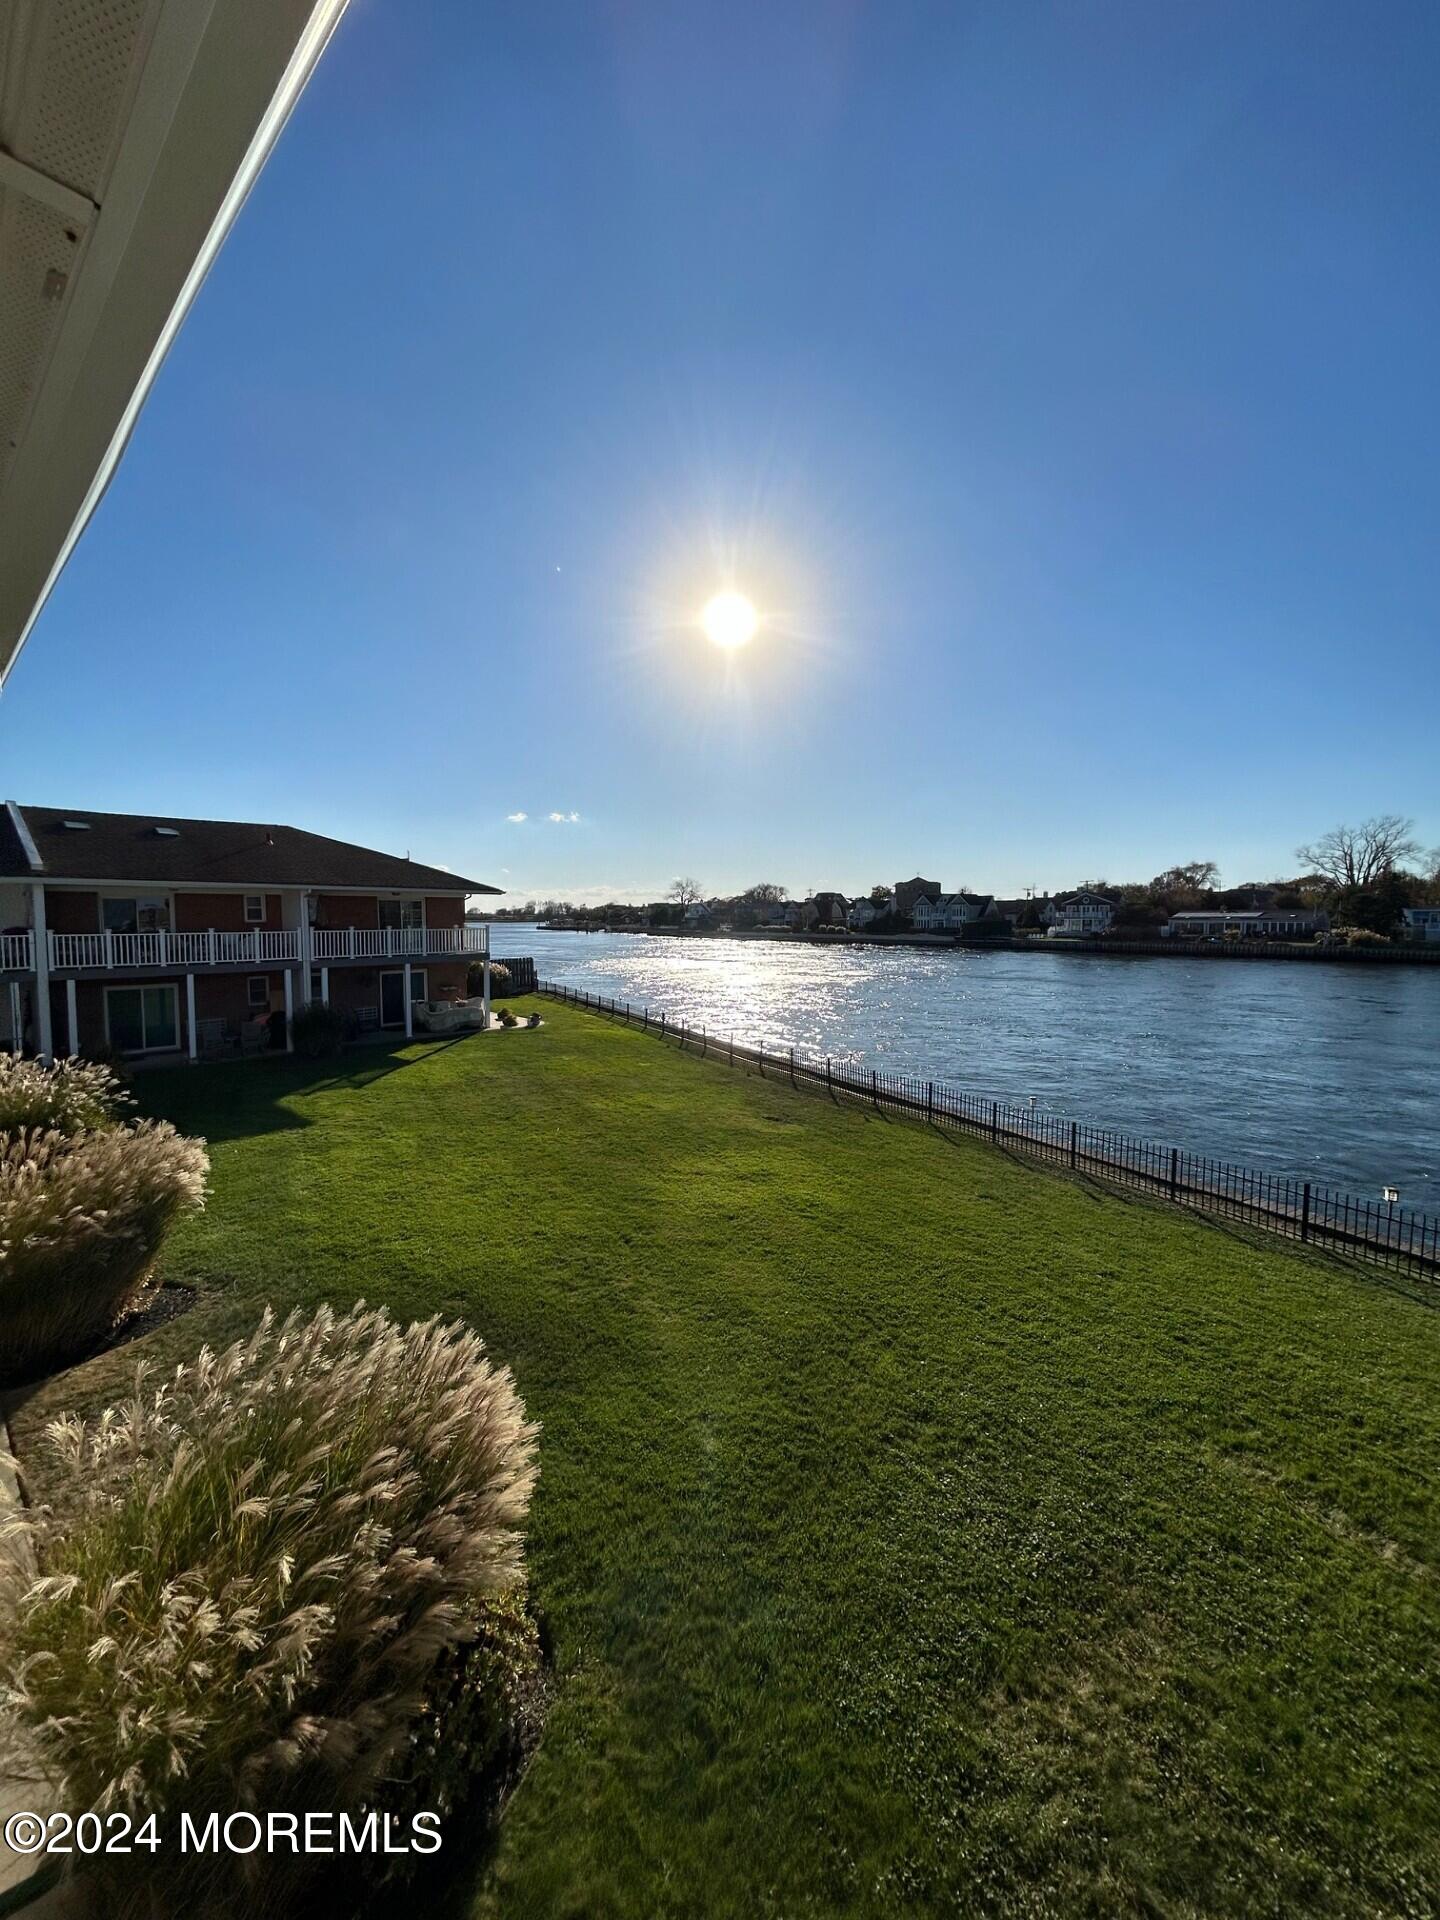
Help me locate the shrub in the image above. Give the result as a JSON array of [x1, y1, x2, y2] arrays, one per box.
[[1, 1303, 540, 1915], [0, 1122, 208, 1384], [0, 1052, 131, 1136], [498, 1007, 518, 1028], [470, 959, 510, 998], [290, 1001, 349, 1058]]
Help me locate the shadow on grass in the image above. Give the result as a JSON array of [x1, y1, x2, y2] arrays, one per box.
[[129, 1035, 474, 1143]]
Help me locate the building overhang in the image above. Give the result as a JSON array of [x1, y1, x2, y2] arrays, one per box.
[[0, 0, 349, 687]]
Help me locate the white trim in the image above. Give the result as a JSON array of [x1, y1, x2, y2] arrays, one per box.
[[246, 974, 270, 1009], [243, 893, 265, 923], [23, 878, 473, 898], [104, 982, 181, 1055], [282, 968, 294, 1051], [65, 978, 79, 1055], [1, 0, 353, 689], [31, 883, 52, 1062], [0, 150, 98, 229], [186, 973, 197, 1061], [380, 967, 426, 1029], [5, 802, 44, 872]]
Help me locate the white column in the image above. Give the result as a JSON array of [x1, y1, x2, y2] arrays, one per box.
[[403, 961, 413, 1037], [320, 966, 329, 1007], [282, 967, 294, 1051], [7, 981, 20, 1053], [186, 973, 197, 1061], [31, 883, 52, 1063], [298, 892, 313, 1002], [482, 955, 491, 1026], [65, 977, 78, 1056]]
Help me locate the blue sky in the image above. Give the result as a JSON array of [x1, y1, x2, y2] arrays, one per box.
[[3, 0, 1437, 903]]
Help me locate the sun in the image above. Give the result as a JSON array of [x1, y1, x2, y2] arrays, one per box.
[[701, 591, 758, 650]]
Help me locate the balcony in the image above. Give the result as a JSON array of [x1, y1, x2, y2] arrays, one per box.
[[31, 923, 488, 975], [311, 925, 489, 961]]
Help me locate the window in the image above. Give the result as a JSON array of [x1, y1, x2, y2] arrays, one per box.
[[309, 971, 324, 1003], [244, 895, 265, 924], [106, 985, 179, 1054], [378, 898, 423, 930], [247, 976, 270, 1010], [101, 895, 170, 935]]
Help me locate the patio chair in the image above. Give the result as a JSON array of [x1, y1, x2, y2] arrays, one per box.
[[353, 1005, 379, 1032], [196, 1017, 229, 1058], [240, 1020, 270, 1057]]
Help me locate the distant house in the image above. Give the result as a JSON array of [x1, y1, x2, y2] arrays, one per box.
[[848, 893, 892, 930], [893, 876, 942, 919], [812, 891, 849, 926], [783, 899, 819, 930], [1165, 908, 1328, 941], [1045, 891, 1117, 936], [1401, 906, 1440, 943], [912, 892, 1000, 932], [682, 900, 714, 927]]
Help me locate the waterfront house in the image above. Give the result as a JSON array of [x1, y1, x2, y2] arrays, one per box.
[[0, 802, 497, 1061], [1401, 905, 1440, 943], [1164, 908, 1329, 941], [912, 893, 1000, 932], [783, 899, 819, 930], [1045, 891, 1118, 936], [847, 894, 892, 930], [893, 876, 942, 919], [812, 891, 850, 927]]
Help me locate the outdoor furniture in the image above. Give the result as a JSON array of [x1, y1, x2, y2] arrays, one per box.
[[196, 1017, 230, 1057], [239, 1020, 269, 1056], [353, 1006, 379, 1032]]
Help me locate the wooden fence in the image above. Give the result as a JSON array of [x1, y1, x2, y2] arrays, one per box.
[[538, 980, 1438, 1282]]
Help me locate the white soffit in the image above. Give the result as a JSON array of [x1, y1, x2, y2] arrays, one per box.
[[0, 0, 348, 688]]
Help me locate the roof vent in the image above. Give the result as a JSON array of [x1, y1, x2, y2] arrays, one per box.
[[154, 826, 180, 837], [61, 819, 90, 830]]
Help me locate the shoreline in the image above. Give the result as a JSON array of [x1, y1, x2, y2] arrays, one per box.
[[623, 927, 1440, 967]]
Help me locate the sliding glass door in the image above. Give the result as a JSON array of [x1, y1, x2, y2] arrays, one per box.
[[105, 984, 180, 1053]]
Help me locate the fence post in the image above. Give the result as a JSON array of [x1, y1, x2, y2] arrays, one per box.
[[926, 1081, 933, 1122], [990, 1101, 998, 1141], [702, 1026, 707, 1058], [1168, 1146, 1179, 1200], [1069, 1120, 1077, 1169], [1300, 1182, 1311, 1243], [872, 1069, 878, 1110], [789, 1047, 795, 1086], [826, 1056, 832, 1093]]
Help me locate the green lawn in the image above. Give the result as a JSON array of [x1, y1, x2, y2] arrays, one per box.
[[15, 1004, 1440, 1917]]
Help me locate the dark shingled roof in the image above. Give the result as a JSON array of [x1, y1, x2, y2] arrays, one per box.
[[4, 805, 498, 894]]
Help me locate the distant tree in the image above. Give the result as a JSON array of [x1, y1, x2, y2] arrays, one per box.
[[668, 877, 704, 909], [1296, 816, 1419, 891], [1150, 860, 1219, 901], [869, 884, 892, 905], [741, 882, 786, 907]]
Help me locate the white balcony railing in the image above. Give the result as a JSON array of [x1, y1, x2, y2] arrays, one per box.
[[48, 929, 301, 970], [1, 932, 33, 971], [39, 924, 487, 973], [311, 925, 489, 961]]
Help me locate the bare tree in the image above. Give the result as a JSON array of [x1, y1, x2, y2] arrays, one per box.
[[1150, 860, 1219, 900], [667, 876, 704, 908], [1295, 815, 1419, 890], [742, 881, 786, 906]]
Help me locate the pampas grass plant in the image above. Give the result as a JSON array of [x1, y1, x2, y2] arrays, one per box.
[[0, 1051, 132, 1135], [0, 1121, 208, 1383], [1, 1303, 541, 1916]]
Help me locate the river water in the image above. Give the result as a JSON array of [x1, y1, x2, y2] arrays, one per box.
[[489, 927, 1438, 1200]]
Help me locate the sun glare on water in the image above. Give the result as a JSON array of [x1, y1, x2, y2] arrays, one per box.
[[701, 591, 758, 650]]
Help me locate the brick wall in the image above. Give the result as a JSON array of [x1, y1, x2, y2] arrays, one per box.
[[174, 893, 283, 932]]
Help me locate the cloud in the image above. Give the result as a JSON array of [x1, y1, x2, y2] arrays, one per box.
[[506, 811, 527, 823], [548, 810, 582, 824]]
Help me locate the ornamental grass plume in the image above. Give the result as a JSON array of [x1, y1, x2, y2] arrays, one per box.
[[0, 1051, 132, 1136], [0, 1122, 208, 1384], [1, 1303, 541, 1916]]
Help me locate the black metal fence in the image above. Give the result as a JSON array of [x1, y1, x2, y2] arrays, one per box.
[[538, 980, 1439, 1282]]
